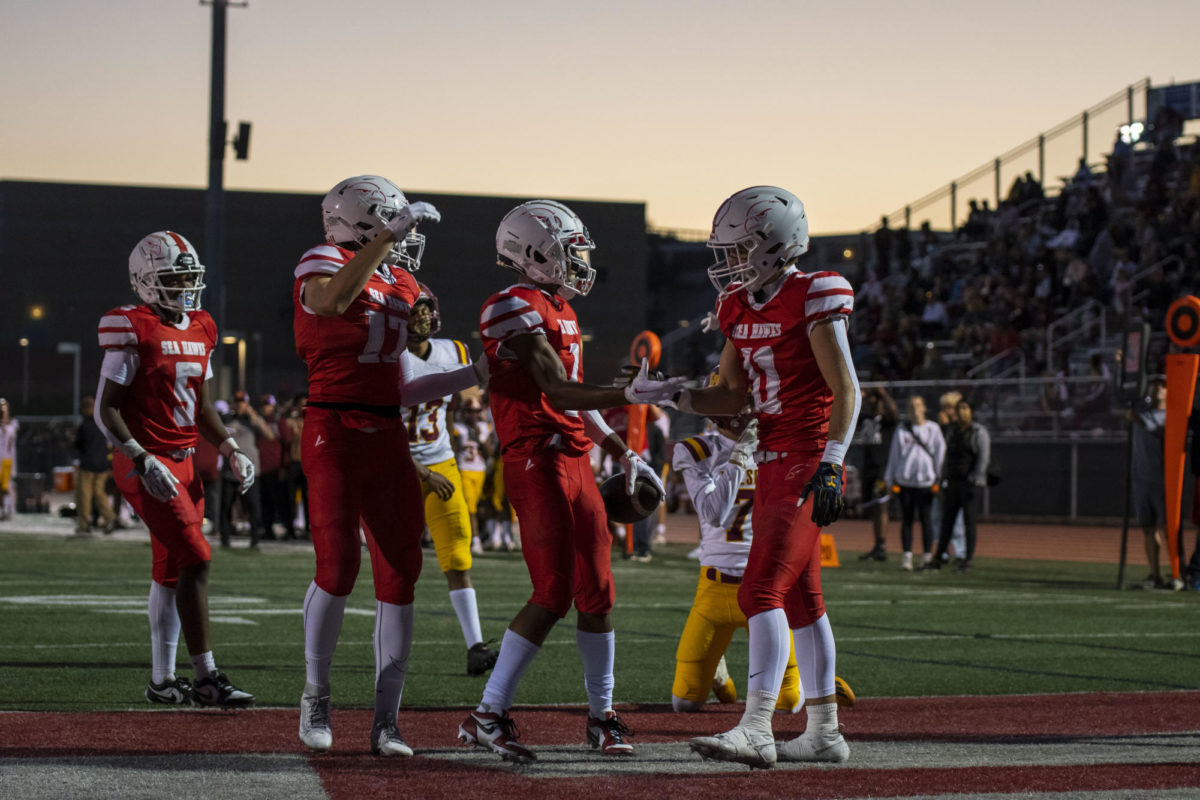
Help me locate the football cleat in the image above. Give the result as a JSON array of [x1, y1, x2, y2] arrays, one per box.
[[689, 725, 776, 769], [467, 641, 499, 677], [370, 717, 414, 757], [586, 711, 635, 756], [458, 709, 535, 764], [711, 656, 738, 704], [191, 671, 255, 708], [299, 683, 333, 752], [145, 676, 193, 705], [775, 730, 850, 763], [834, 676, 856, 708]]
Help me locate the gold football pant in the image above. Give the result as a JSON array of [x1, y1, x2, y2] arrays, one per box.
[[672, 567, 800, 710], [424, 458, 473, 573]]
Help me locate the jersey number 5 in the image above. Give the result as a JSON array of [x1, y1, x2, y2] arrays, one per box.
[[172, 362, 204, 428]]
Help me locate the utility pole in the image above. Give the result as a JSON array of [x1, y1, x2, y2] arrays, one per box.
[[202, 0, 248, 333]]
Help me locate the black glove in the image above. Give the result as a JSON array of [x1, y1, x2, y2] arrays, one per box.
[[800, 462, 845, 527]]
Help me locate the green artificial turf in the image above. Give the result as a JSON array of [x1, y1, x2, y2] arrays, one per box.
[[0, 531, 1196, 712]]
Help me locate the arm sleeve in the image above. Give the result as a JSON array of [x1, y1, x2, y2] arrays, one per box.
[[820, 317, 861, 464], [100, 348, 139, 386], [673, 440, 744, 527], [401, 365, 479, 407], [582, 410, 617, 446]]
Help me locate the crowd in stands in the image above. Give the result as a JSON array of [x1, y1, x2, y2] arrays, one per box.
[[852, 123, 1200, 401]]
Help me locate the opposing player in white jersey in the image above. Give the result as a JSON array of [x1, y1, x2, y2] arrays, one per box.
[[401, 282, 498, 676]]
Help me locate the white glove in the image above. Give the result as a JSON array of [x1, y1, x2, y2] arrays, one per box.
[[727, 419, 758, 470], [700, 311, 720, 333], [619, 448, 665, 498], [385, 201, 441, 239], [220, 438, 255, 494], [138, 455, 180, 503], [229, 451, 256, 494], [472, 350, 490, 384], [622, 358, 687, 406]]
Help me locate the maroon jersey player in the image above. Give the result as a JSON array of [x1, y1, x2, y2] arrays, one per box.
[[662, 187, 861, 768], [95, 231, 255, 709], [455, 200, 683, 764], [294, 176, 484, 757]]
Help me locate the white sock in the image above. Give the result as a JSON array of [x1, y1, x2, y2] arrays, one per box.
[[793, 613, 837, 699], [303, 581, 347, 689], [479, 629, 540, 712], [738, 689, 778, 736], [449, 587, 483, 648], [575, 629, 615, 718], [191, 650, 216, 681], [148, 582, 180, 684], [746, 609, 790, 696], [373, 601, 414, 722], [804, 701, 839, 737]]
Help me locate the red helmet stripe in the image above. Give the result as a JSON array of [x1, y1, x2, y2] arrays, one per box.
[[164, 231, 189, 253]]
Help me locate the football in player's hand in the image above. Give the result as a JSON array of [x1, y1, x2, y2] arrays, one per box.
[[611, 362, 666, 389], [599, 472, 664, 524]]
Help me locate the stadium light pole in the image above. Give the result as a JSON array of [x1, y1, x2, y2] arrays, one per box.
[[55, 342, 81, 424], [19, 338, 30, 407], [202, 0, 248, 333]]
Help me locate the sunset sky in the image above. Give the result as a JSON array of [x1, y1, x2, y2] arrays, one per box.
[[2, 0, 1196, 234]]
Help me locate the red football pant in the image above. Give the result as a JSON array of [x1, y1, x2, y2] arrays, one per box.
[[503, 451, 615, 618], [113, 451, 210, 588], [739, 453, 826, 627], [302, 407, 425, 604]]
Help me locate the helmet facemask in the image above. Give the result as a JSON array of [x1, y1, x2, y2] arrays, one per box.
[[707, 237, 765, 298]]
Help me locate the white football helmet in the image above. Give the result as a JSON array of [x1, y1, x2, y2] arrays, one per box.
[[707, 186, 809, 298], [321, 175, 425, 270], [496, 200, 596, 300], [129, 231, 206, 313]]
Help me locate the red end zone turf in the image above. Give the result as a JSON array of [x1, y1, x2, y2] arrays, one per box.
[[2, 693, 1198, 799]]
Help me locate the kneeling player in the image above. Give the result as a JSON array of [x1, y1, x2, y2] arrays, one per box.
[[96, 231, 255, 708]]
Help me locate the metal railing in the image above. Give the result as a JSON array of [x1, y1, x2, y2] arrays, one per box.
[[965, 347, 1025, 380], [865, 79, 1150, 233], [1046, 299, 1108, 363]]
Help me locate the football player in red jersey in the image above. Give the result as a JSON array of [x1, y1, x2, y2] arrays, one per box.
[[455, 200, 683, 764], [654, 187, 861, 768], [294, 176, 486, 757], [95, 231, 255, 709]]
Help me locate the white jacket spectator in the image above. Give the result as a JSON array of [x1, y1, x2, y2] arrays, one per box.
[[883, 417, 945, 489]]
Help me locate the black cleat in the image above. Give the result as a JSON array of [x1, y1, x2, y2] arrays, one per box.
[[467, 640, 499, 676], [192, 671, 255, 708], [146, 677, 193, 705]]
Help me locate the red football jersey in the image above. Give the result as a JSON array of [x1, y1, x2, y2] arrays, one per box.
[[716, 269, 854, 454], [97, 305, 217, 452], [293, 244, 420, 407], [479, 284, 591, 459]]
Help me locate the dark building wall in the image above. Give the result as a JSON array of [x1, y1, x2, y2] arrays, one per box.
[[0, 181, 647, 411]]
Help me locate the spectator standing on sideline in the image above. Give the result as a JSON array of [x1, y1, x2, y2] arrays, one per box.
[[73, 395, 117, 535], [256, 395, 285, 541], [279, 393, 307, 539], [883, 395, 945, 570], [931, 399, 989, 573], [217, 391, 269, 549], [933, 391, 966, 562], [857, 387, 897, 562], [0, 398, 17, 519], [1130, 379, 1174, 590]]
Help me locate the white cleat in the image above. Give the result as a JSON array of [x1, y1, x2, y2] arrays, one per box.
[[776, 730, 850, 763], [299, 683, 333, 752], [689, 725, 776, 769], [370, 717, 414, 757]]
